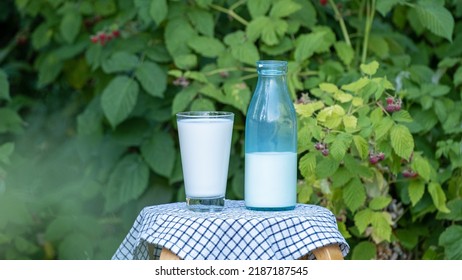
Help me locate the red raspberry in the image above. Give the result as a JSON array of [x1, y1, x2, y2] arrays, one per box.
[[386, 97, 394, 105], [321, 149, 329, 157], [112, 30, 120, 38], [90, 35, 99, 44], [320, 0, 328, 6]]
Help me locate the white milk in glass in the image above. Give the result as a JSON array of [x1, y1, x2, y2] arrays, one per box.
[[244, 152, 297, 208], [178, 118, 233, 198]]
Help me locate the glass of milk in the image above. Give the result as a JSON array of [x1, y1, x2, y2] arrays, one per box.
[[176, 111, 234, 212]]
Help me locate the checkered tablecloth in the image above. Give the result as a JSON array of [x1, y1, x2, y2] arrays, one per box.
[[112, 200, 349, 260]]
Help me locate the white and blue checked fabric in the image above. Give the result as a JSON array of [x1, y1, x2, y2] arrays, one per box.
[[112, 200, 349, 260]]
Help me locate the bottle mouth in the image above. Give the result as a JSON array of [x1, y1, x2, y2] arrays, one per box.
[[257, 60, 288, 75]]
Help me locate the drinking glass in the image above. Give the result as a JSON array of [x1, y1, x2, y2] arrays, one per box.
[[176, 111, 234, 212]]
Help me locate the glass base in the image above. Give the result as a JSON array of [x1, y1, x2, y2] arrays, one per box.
[[186, 196, 225, 212], [246, 205, 295, 211]]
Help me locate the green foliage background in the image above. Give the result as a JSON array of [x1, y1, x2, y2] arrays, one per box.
[[0, 0, 461, 260]]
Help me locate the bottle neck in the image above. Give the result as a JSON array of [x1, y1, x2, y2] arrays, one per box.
[[257, 61, 288, 76]]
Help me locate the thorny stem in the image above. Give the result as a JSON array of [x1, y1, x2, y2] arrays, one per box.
[[210, 4, 249, 26], [361, 0, 376, 64], [328, 0, 352, 46]]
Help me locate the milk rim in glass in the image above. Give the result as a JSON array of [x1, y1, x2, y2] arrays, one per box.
[[176, 111, 234, 212]]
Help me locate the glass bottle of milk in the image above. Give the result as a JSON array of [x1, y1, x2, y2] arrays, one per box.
[[244, 60, 297, 211]]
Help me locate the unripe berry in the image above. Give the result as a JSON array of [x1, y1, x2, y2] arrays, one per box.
[[386, 104, 396, 112], [377, 152, 385, 161], [314, 142, 325, 151], [369, 155, 379, 165], [321, 148, 329, 157]]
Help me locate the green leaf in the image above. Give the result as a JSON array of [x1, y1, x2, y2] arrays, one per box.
[[0, 69, 10, 100], [165, 18, 196, 56], [102, 52, 139, 74], [428, 182, 450, 213], [294, 101, 324, 118], [437, 199, 462, 221], [145, 45, 172, 63], [408, 180, 425, 206], [247, 0, 271, 18], [294, 27, 335, 61], [392, 110, 413, 123], [439, 225, 462, 259], [299, 152, 316, 179], [37, 53, 63, 87], [32, 23, 53, 49], [315, 156, 340, 179], [368, 35, 389, 59], [369, 196, 392, 210], [360, 61, 379, 76], [246, 16, 287, 46], [351, 241, 376, 260], [319, 83, 338, 93], [330, 133, 352, 161], [141, 131, 176, 178], [93, 0, 116, 16], [354, 208, 373, 233], [414, 1, 454, 41], [190, 98, 216, 111], [105, 154, 149, 212], [353, 135, 369, 160], [101, 76, 139, 128], [174, 54, 197, 70], [317, 105, 345, 129], [411, 154, 431, 182], [371, 212, 392, 243], [150, 0, 168, 25], [0, 142, 14, 164], [261, 36, 294, 55], [269, 0, 301, 18], [390, 124, 414, 159], [0, 108, 23, 134], [222, 82, 251, 114], [395, 229, 420, 250], [343, 178, 366, 212], [188, 36, 225, 58], [194, 0, 212, 9], [342, 115, 357, 132], [341, 78, 370, 93], [331, 167, 354, 188], [374, 117, 395, 140], [187, 8, 214, 36], [135, 61, 167, 98], [172, 86, 198, 114], [334, 41, 354, 66], [60, 12, 81, 44], [230, 41, 260, 66], [376, 0, 403, 16], [454, 66, 462, 87]]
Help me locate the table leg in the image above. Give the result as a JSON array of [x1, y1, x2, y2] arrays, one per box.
[[312, 244, 344, 260], [159, 248, 181, 260], [157, 244, 343, 260]]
